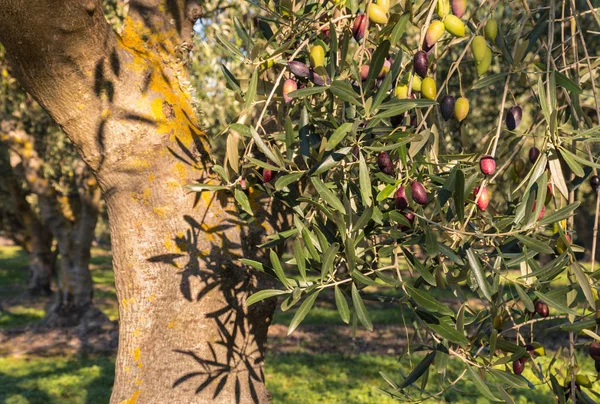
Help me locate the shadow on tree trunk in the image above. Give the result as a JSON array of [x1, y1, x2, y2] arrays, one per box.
[[146, 192, 292, 402]]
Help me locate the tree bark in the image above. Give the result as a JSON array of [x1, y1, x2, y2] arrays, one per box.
[[0, 1, 276, 402]]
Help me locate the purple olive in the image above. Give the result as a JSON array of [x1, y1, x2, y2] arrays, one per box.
[[525, 344, 534, 361], [310, 71, 328, 86], [535, 300, 549, 318], [506, 106, 522, 130], [395, 186, 409, 210], [400, 210, 415, 231], [352, 14, 368, 42], [590, 175, 600, 192], [263, 168, 273, 183], [528, 147, 540, 164], [440, 95, 455, 121], [451, 0, 467, 18], [390, 114, 404, 127], [377, 152, 395, 175], [590, 341, 600, 361], [414, 50, 428, 78], [411, 181, 428, 206], [288, 61, 310, 78], [513, 358, 525, 375]]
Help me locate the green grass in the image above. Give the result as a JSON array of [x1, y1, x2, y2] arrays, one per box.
[[2, 246, 600, 403], [0, 246, 29, 288], [2, 351, 597, 404], [266, 353, 398, 403], [0, 306, 45, 328], [0, 356, 114, 404], [0, 247, 119, 327]]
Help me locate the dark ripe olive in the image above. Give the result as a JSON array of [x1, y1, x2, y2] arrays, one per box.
[[352, 145, 359, 160], [595, 360, 600, 373], [506, 106, 522, 130], [480, 155, 496, 176], [535, 300, 549, 318], [528, 147, 540, 164], [414, 50, 428, 78], [590, 175, 600, 192], [513, 358, 525, 375], [525, 344, 534, 360], [395, 186, 409, 211], [411, 181, 428, 206], [440, 95, 455, 121], [390, 114, 404, 127], [288, 61, 310, 78], [590, 341, 600, 361], [310, 71, 327, 86], [377, 151, 394, 175]]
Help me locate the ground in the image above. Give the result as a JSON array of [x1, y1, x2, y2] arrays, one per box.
[[0, 246, 597, 403]]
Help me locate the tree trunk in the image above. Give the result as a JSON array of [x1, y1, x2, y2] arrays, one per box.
[[26, 219, 54, 297], [0, 2, 277, 401], [105, 175, 275, 403], [41, 189, 101, 327], [0, 143, 55, 296]]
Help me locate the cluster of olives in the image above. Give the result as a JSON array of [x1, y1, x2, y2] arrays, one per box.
[[554, 339, 600, 396], [377, 150, 426, 228], [512, 343, 545, 375], [509, 301, 550, 376]]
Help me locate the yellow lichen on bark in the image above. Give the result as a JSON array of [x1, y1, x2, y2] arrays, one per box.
[[118, 15, 210, 154], [119, 390, 140, 404], [152, 206, 169, 218]]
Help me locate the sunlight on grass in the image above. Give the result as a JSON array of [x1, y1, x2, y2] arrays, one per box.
[[0, 246, 29, 288], [0, 356, 114, 404], [0, 306, 45, 329], [266, 353, 398, 404]]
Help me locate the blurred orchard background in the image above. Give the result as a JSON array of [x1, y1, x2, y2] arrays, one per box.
[[1, 0, 600, 403]]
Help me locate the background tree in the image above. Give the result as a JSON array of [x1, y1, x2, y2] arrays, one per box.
[[1, 46, 105, 322], [0, 142, 55, 296]]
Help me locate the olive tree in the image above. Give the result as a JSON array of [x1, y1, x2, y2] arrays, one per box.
[[1, 49, 105, 320], [195, 0, 600, 402]]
